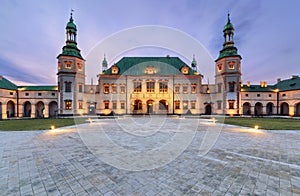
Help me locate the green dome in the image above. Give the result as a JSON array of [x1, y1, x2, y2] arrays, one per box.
[[223, 22, 234, 31], [66, 16, 77, 30]]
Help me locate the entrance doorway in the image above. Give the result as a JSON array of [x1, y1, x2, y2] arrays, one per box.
[[147, 100, 154, 114], [205, 104, 212, 115]]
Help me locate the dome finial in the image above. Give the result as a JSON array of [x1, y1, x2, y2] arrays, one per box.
[[227, 11, 230, 23]]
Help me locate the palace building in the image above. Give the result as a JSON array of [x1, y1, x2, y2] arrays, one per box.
[[0, 13, 300, 119]]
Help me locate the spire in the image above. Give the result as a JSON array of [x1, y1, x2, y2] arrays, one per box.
[[102, 54, 108, 71], [191, 54, 197, 67], [216, 13, 241, 61], [57, 12, 83, 60]]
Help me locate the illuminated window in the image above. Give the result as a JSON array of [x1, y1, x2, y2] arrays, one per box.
[[65, 100, 72, 110], [183, 85, 188, 94], [175, 101, 180, 109], [65, 82, 72, 92], [159, 82, 168, 93], [134, 82, 142, 93], [134, 100, 142, 110], [183, 101, 188, 109], [79, 101, 83, 109], [112, 84, 117, 94], [175, 85, 180, 93], [228, 101, 234, 109], [121, 102, 125, 109], [191, 101, 196, 109], [112, 102, 117, 109], [58, 62, 61, 70], [181, 66, 189, 74], [65, 61, 72, 69], [104, 101, 109, 109], [77, 63, 82, 71], [103, 84, 109, 94], [147, 81, 155, 93], [217, 64, 222, 72], [120, 85, 125, 93], [228, 61, 235, 70], [191, 84, 197, 93]]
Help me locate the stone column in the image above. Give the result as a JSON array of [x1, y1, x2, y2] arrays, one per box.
[[44, 104, 49, 118], [31, 104, 36, 118], [1, 104, 6, 119]]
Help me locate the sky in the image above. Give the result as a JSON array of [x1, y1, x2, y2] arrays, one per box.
[[0, 0, 299, 85]]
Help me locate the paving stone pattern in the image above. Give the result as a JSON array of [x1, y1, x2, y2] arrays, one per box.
[[0, 118, 300, 195]]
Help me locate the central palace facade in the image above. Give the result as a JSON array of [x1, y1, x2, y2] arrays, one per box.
[[0, 14, 300, 119]]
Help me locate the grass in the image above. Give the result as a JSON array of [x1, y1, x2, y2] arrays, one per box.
[[0, 116, 299, 131], [222, 117, 300, 130], [0, 118, 88, 131]]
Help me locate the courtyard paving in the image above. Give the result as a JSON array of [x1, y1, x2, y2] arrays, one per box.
[[0, 117, 300, 196]]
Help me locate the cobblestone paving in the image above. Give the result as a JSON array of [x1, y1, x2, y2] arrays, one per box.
[[0, 118, 300, 195]]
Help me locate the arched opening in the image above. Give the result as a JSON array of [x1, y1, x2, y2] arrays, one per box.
[[280, 102, 289, 115], [266, 102, 274, 115], [0, 102, 2, 120], [159, 100, 168, 112], [255, 102, 263, 116], [6, 100, 15, 118], [36, 101, 45, 118], [295, 102, 300, 116], [146, 100, 154, 114], [49, 101, 58, 118], [23, 101, 31, 117], [205, 104, 212, 115], [242, 102, 251, 115], [133, 99, 142, 114]]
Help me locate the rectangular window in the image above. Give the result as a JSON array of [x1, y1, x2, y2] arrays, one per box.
[[25, 93, 29, 96], [103, 85, 109, 94], [65, 100, 72, 110], [112, 85, 117, 94], [183, 85, 188, 94], [147, 81, 155, 93], [228, 101, 234, 109], [79, 84, 83, 93], [159, 82, 168, 93], [65, 82, 72, 92], [175, 101, 180, 109], [134, 82, 142, 93], [38, 93, 42, 96], [104, 101, 109, 109], [282, 94, 286, 97], [218, 83, 222, 93], [183, 101, 188, 109], [120, 85, 126, 93], [191, 101, 196, 109], [121, 102, 125, 109], [9, 92, 13, 95], [245, 94, 249, 97], [269, 94, 272, 97], [175, 86, 180, 93], [52, 93, 55, 96], [217, 101, 222, 110], [79, 101, 83, 109], [191, 84, 197, 94], [257, 94, 261, 97], [229, 82, 235, 92], [112, 102, 117, 109]]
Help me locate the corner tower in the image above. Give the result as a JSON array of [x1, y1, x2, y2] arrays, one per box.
[[215, 13, 242, 115], [57, 12, 85, 115]]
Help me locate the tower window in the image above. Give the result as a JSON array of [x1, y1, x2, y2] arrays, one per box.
[[65, 61, 72, 69], [228, 100, 234, 109], [65, 82, 72, 92], [65, 100, 72, 110], [217, 64, 223, 72], [229, 82, 235, 92], [159, 82, 168, 93], [147, 81, 155, 93], [134, 82, 142, 93], [228, 61, 235, 70]]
